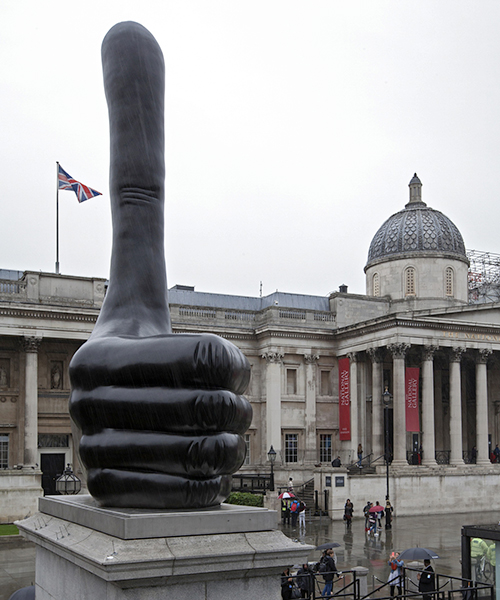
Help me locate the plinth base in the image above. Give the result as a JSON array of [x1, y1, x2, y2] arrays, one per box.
[[17, 496, 313, 600]]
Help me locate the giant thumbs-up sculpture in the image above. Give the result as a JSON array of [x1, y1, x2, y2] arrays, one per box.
[[69, 22, 252, 509]]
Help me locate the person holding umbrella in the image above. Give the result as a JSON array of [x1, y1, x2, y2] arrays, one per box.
[[320, 548, 337, 598], [418, 559, 435, 600], [368, 501, 384, 536], [279, 491, 294, 525]]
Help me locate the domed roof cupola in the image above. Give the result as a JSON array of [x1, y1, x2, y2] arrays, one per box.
[[365, 174, 468, 270]]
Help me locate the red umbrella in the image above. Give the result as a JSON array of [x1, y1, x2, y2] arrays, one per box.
[[278, 491, 295, 499], [369, 504, 384, 513]]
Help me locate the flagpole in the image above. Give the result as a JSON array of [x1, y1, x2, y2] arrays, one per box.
[[55, 161, 60, 274]]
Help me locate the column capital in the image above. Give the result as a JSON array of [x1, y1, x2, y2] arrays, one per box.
[[21, 336, 42, 353], [303, 354, 319, 364], [367, 347, 384, 363], [346, 351, 358, 362], [477, 348, 492, 364], [422, 345, 438, 361], [450, 347, 466, 363], [388, 343, 410, 359], [261, 352, 284, 364]]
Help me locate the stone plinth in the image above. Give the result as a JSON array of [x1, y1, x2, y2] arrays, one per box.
[[17, 496, 313, 600]]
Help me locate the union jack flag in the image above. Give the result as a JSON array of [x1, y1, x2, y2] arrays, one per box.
[[58, 164, 102, 203]]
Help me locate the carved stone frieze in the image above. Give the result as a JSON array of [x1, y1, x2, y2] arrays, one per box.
[[387, 343, 410, 359], [450, 347, 466, 363], [422, 345, 438, 361], [303, 354, 319, 364], [477, 348, 492, 364], [21, 336, 42, 354], [366, 348, 384, 363], [261, 352, 284, 364]]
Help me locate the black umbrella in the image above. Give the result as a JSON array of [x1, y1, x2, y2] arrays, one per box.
[[316, 542, 341, 550], [398, 547, 439, 561]]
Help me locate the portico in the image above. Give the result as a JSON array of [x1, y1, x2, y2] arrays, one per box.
[[337, 309, 500, 470]]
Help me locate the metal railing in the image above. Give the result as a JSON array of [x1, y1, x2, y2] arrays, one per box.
[[231, 474, 271, 493]]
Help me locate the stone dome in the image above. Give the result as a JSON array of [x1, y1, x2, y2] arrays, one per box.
[[365, 174, 468, 270]]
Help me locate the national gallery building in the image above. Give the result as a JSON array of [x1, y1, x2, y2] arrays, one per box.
[[1, 174, 499, 521]]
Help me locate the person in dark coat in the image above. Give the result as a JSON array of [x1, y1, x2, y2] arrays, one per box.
[[296, 563, 314, 598], [385, 500, 393, 529], [321, 549, 337, 598], [418, 559, 435, 600], [281, 567, 294, 600]]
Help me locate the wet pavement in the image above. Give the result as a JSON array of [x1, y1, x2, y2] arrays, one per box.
[[280, 509, 500, 589], [1, 509, 498, 600]]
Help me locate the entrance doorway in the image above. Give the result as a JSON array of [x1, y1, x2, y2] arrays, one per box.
[[40, 453, 65, 496]]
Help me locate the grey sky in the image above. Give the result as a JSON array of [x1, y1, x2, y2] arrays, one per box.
[[1, 1, 499, 298]]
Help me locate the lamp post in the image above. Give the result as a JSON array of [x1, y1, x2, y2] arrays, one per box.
[[268, 445, 276, 492], [382, 387, 393, 502], [55, 464, 82, 495]]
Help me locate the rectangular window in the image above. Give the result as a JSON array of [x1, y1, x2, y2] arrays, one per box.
[[320, 370, 331, 396], [286, 369, 297, 395], [0, 434, 8, 468], [244, 434, 250, 465], [285, 434, 298, 463], [320, 434, 332, 463]]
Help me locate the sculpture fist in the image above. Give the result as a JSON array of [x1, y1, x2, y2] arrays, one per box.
[[69, 22, 252, 509]]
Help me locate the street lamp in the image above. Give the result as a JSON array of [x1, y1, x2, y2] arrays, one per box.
[[382, 387, 393, 502], [55, 464, 81, 495], [268, 445, 277, 492]]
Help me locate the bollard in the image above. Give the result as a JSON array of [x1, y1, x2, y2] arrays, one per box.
[[352, 566, 369, 599]]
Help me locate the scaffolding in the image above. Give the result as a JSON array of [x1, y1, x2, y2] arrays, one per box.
[[467, 249, 500, 304]]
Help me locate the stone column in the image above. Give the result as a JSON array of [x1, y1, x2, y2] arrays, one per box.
[[22, 335, 42, 467], [449, 347, 465, 465], [388, 343, 410, 465], [367, 348, 384, 458], [304, 354, 319, 464], [347, 352, 359, 457], [476, 349, 492, 466], [421, 346, 437, 466], [262, 352, 284, 459]]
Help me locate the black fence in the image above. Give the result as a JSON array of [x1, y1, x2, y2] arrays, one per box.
[[231, 474, 271, 494], [281, 565, 493, 600]]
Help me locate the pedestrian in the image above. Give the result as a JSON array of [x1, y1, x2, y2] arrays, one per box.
[[282, 500, 291, 525], [331, 456, 341, 467], [471, 446, 477, 464], [290, 498, 299, 527], [363, 501, 372, 531], [388, 552, 404, 596], [344, 499, 354, 528], [494, 444, 500, 463], [374, 500, 383, 529], [296, 563, 314, 598], [320, 549, 337, 598], [281, 567, 294, 600], [385, 500, 393, 529], [357, 443, 363, 467], [298, 500, 307, 530], [368, 511, 378, 536], [418, 559, 435, 600]]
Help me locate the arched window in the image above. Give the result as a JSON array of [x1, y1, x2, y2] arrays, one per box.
[[445, 267, 454, 296], [404, 267, 416, 297], [373, 273, 380, 297]]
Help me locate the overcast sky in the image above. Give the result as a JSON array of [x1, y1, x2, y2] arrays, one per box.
[[1, 1, 500, 299]]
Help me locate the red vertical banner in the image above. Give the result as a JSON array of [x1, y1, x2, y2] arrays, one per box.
[[405, 367, 420, 432], [338, 357, 351, 441]]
